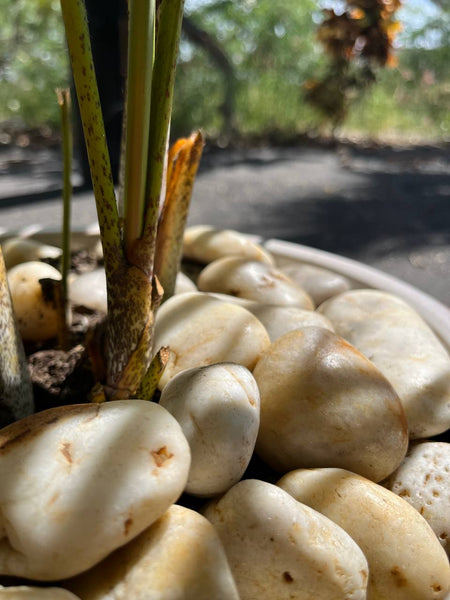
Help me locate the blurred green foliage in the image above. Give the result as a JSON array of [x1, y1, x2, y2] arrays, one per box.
[[172, 0, 326, 139], [345, 44, 450, 139], [0, 0, 69, 129], [1, 0, 448, 142], [173, 0, 450, 141]]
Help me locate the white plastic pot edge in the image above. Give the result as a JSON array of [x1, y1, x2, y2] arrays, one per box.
[[264, 238, 450, 351]]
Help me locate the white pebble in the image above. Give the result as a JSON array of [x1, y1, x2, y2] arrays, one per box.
[[7, 261, 62, 341], [0, 401, 190, 580], [160, 364, 260, 496], [204, 479, 369, 600], [153, 292, 270, 389], [198, 256, 315, 308]]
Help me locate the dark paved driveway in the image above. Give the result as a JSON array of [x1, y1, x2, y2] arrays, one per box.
[[1, 141, 449, 305]]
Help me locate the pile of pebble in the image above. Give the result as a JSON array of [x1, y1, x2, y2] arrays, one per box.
[[1, 226, 449, 599]]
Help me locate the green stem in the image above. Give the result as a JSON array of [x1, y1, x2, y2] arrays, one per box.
[[0, 248, 34, 425], [56, 87, 72, 309], [59, 0, 122, 281], [138, 0, 185, 270], [135, 346, 169, 400], [123, 0, 156, 259]]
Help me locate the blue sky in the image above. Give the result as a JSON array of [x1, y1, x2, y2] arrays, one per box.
[[398, 0, 441, 27], [397, 0, 447, 47]]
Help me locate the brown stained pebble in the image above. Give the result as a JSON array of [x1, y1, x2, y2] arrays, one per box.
[[47, 490, 60, 505], [123, 517, 133, 536], [279, 468, 450, 599], [390, 566, 408, 587], [151, 446, 174, 467], [60, 442, 73, 464], [0, 401, 191, 580]]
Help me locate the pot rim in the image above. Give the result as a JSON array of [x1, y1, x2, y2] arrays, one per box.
[[265, 238, 450, 351]]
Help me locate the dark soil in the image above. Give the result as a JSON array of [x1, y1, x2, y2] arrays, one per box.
[[28, 345, 95, 412], [24, 251, 105, 412]]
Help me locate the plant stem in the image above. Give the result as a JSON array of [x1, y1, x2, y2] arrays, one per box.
[[60, 0, 193, 399], [147, 0, 185, 213], [129, 0, 185, 274], [59, 0, 122, 281], [0, 248, 34, 425], [123, 0, 156, 259], [135, 346, 170, 400], [56, 88, 72, 315]]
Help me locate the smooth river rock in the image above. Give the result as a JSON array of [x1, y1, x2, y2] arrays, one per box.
[[279, 467, 450, 600], [253, 327, 408, 481], [65, 505, 239, 600], [160, 363, 260, 496], [183, 225, 274, 265], [7, 261, 62, 342], [278, 262, 353, 305], [0, 587, 79, 599], [197, 256, 315, 308], [203, 478, 369, 600], [0, 401, 190, 580], [153, 292, 270, 389], [319, 289, 450, 438], [1, 237, 62, 270]]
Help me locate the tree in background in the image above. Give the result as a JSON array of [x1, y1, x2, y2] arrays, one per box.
[[172, 0, 323, 140], [1, 0, 448, 144], [305, 0, 402, 128], [182, 14, 236, 137]]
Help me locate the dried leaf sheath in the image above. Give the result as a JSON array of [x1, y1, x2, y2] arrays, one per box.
[[155, 131, 204, 299]]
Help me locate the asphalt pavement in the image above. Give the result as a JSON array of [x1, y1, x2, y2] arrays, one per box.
[[0, 140, 449, 305]]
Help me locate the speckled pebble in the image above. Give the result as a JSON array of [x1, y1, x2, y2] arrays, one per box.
[[384, 441, 450, 555]]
